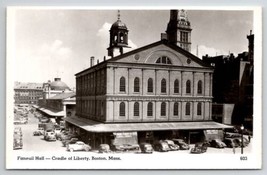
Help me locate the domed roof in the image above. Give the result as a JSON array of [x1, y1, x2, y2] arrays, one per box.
[[50, 78, 70, 91], [111, 19, 128, 30]]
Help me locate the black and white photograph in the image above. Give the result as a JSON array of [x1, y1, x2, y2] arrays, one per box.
[[6, 7, 262, 169]]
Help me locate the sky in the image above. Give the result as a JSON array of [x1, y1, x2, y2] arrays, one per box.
[[10, 9, 253, 89]]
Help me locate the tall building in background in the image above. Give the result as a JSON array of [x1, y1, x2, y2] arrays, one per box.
[[202, 31, 254, 131]]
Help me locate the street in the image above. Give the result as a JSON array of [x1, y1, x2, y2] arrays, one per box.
[[14, 112, 253, 155]]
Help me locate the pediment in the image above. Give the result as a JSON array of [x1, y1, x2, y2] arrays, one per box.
[[110, 41, 209, 68]]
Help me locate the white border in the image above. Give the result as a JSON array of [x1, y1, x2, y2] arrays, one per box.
[[5, 6, 262, 170]]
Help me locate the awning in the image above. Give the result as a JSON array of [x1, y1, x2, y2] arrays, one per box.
[[37, 107, 64, 117], [32, 105, 39, 109], [65, 117, 233, 133]]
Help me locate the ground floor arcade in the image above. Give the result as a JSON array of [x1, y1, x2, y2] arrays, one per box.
[[65, 117, 233, 149]]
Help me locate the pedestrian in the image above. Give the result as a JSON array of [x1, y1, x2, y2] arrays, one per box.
[[232, 144, 235, 154]]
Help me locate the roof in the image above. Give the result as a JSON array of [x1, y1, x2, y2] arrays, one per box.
[[49, 92, 76, 100], [14, 82, 43, 90], [50, 80, 70, 91], [111, 19, 128, 30], [75, 39, 212, 76], [37, 107, 65, 117], [65, 117, 233, 133]]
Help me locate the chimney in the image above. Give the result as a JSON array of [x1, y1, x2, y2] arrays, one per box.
[[90, 56, 95, 67], [103, 56, 106, 61], [161, 33, 167, 40], [97, 59, 99, 64], [54, 78, 61, 81]]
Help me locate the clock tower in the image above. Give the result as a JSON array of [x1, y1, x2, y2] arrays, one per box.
[[166, 10, 192, 52], [107, 10, 130, 57]]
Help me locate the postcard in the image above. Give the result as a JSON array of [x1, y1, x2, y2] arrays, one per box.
[[6, 6, 262, 169]]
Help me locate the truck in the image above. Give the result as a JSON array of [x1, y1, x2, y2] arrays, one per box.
[[42, 123, 55, 137], [43, 123, 55, 131]]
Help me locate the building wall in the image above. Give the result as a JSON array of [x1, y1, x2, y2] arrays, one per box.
[[76, 45, 213, 123], [14, 89, 43, 104], [103, 64, 212, 123]]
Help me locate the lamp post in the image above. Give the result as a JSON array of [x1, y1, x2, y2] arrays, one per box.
[[240, 124, 244, 154]]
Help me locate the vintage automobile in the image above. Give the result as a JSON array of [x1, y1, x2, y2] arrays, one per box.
[[67, 141, 91, 152], [172, 139, 190, 150], [98, 144, 111, 153], [54, 127, 62, 135], [139, 143, 153, 153], [111, 143, 140, 153], [223, 138, 239, 148], [234, 137, 249, 147], [44, 131, 56, 141], [33, 130, 42, 136], [164, 140, 180, 151], [209, 139, 227, 148], [190, 142, 209, 154], [153, 140, 170, 152], [13, 134, 23, 150], [14, 127, 22, 137]]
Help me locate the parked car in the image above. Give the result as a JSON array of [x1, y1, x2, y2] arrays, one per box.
[[139, 143, 153, 153], [223, 138, 239, 148], [111, 143, 140, 153], [153, 140, 170, 152], [44, 131, 56, 141], [54, 128, 62, 135], [164, 140, 180, 151], [98, 144, 111, 153], [234, 137, 249, 147], [209, 139, 226, 148], [33, 130, 42, 136], [67, 141, 91, 152], [172, 139, 190, 150], [190, 142, 209, 154], [14, 127, 22, 137], [13, 134, 23, 150]]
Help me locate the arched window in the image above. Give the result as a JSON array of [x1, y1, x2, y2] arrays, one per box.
[[161, 102, 166, 116], [161, 79, 166, 93], [120, 77, 126, 92], [119, 102, 125, 116], [101, 101, 104, 116], [134, 77, 140, 92], [173, 102, 179, 116], [186, 80, 191, 94], [197, 80, 203, 94], [134, 102, 139, 116], [147, 102, 153, 116], [197, 102, 202, 115], [186, 102, 190, 115], [147, 78, 153, 93], [156, 56, 172, 64], [174, 79, 179, 93]]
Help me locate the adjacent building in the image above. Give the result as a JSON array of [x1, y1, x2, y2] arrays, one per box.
[[14, 82, 43, 105], [202, 31, 254, 131], [37, 78, 76, 124], [65, 10, 232, 148]]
